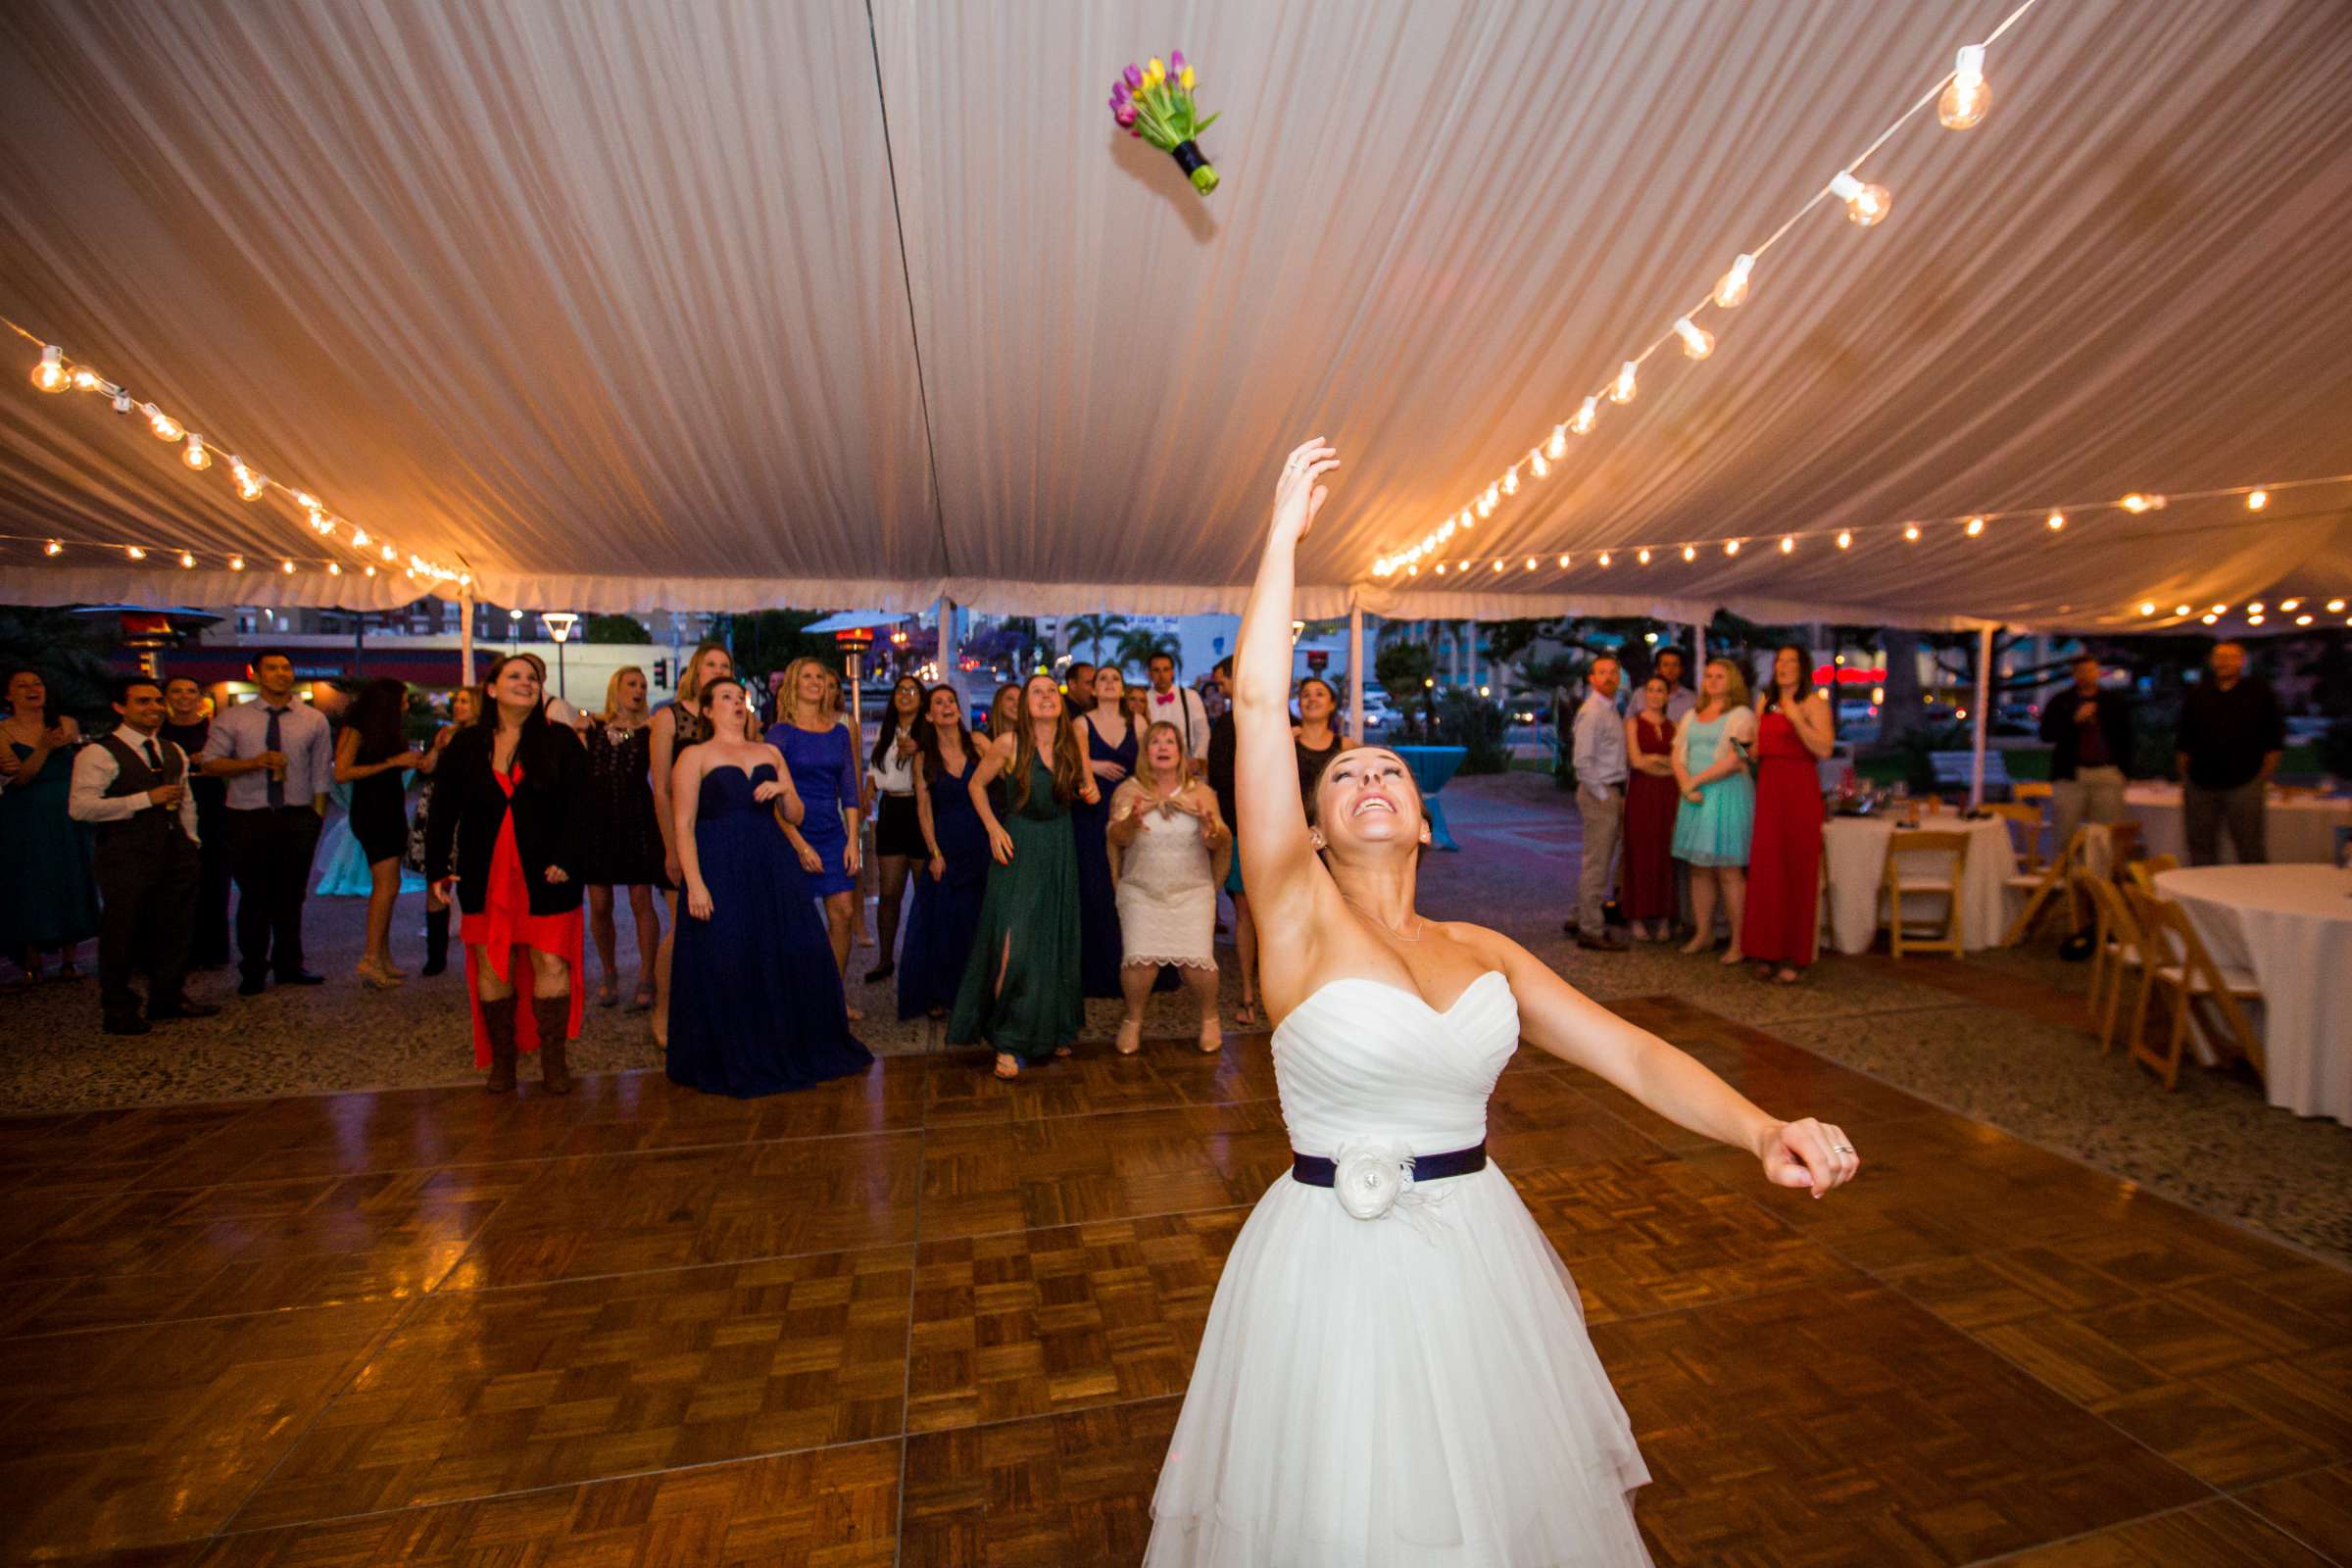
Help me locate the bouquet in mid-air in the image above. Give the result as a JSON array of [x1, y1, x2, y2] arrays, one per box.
[[1109, 52, 1220, 195]]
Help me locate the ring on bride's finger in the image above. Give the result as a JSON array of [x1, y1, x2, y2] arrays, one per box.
[[1832, 1144, 1854, 1154]]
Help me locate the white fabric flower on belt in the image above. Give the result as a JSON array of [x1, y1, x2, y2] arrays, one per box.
[[1331, 1140, 1418, 1220]]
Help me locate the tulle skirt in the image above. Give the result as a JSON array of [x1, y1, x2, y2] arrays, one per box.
[[1148, 1163, 1653, 1567]]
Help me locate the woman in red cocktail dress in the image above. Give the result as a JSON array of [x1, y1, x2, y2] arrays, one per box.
[[1740, 645, 1836, 983], [1620, 675, 1682, 941]]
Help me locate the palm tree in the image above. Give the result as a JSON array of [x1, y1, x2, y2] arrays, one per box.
[[1114, 625, 1182, 674], [1065, 612, 1129, 662]]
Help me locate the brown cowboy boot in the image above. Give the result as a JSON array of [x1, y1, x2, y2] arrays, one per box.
[[532, 993, 574, 1094], [481, 990, 519, 1093]]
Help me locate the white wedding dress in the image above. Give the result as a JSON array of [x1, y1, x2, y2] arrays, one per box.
[[1146, 971, 1654, 1567]]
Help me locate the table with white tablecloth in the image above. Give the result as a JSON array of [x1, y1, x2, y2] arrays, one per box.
[[2126, 784, 2351, 865], [1822, 815, 2017, 956], [2152, 865, 2352, 1123]]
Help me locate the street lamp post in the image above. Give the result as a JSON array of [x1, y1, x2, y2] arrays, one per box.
[[543, 612, 579, 705]]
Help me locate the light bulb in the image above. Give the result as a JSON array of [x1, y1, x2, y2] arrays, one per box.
[[1556, 554, 1570, 567], [380, 544, 396, 562], [145, 405, 182, 441], [1780, 535, 1794, 554], [1546, 425, 1567, 460], [1673, 318, 1714, 360], [31, 346, 68, 393], [2173, 604, 2190, 615], [280, 560, 295, 574], [2295, 614, 2313, 626], [1524, 557, 1537, 571], [1458, 509, 1473, 531], [43, 538, 63, 556], [1937, 45, 1990, 130], [2045, 511, 2064, 531], [179, 551, 195, 568], [2248, 602, 2265, 614], [2120, 492, 2165, 513], [2328, 599, 2347, 612], [1681, 544, 1696, 562], [1477, 494, 1494, 519], [1573, 396, 1597, 435], [1530, 449, 1549, 479], [229, 459, 264, 499], [1964, 515, 1985, 536], [71, 367, 104, 392], [1724, 538, 1740, 556], [1405, 564, 1417, 576], [350, 527, 368, 547], [1438, 517, 1456, 542], [2137, 602, 2156, 616], [2280, 599, 2300, 612], [1434, 564, 1446, 576], [1713, 254, 1754, 310], [1902, 521, 1922, 542], [1636, 548, 1650, 564], [228, 555, 245, 571], [1828, 172, 1890, 227], [1492, 559, 1504, 573], [1599, 552, 1612, 567], [182, 434, 211, 470], [294, 491, 321, 514], [327, 563, 342, 576], [365, 564, 377, 578], [2246, 613, 2265, 626], [124, 545, 146, 560], [1837, 530, 1852, 550], [1501, 469, 1519, 497], [2212, 604, 2229, 613], [1482, 482, 1500, 510], [1609, 362, 1637, 405], [2246, 489, 2268, 511], [2201, 613, 2219, 625]]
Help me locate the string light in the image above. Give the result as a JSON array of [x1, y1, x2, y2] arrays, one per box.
[[2201, 612, 2219, 624], [280, 559, 295, 574], [1556, 554, 1570, 567], [229, 458, 265, 499], [144, 404, 182, 442], [123, 545, 145, 561], [1837, 530, 1852, 550], [181, 434, 210, 471], [1529, 448, 1549, 479], [1681, 544, 1696, 562], [31, 346, 68, 393], [2246, 489, 2268, 511], [326, 563, 342, 576], [1937, 45, 1991, 130], [1828, 171, 1891, 227], [2120, 492, 2165, 513], [1964, 514, 1986, 536], [1723, 538, 1740, 556], [43, 538, 62, 556], [111, 389, 131, 414], [71, 367, 103, 392], [1501, 468, 1519, 496], [2328, 599, 2347, 613], [178, 551, 195, 568], [2295, 613, 2312, 626], [2280, 599, 2299, 612], [1598, 551, 1612, 567], [1713, 254, 1754, 310], [1673, 318, 1714, 360], [1903, 521, 1922, 541], [1779, 535, 1794, 554], [228, 555, 245, 571], [1546, 425, 1568, 460], [2044, 510, 2064, 530], [1524, 557, 1537, 570], [1608, 361, 1638, 405], [1635, 548, 1649, 564], [2137, 602, 2156, 616], [1572, 396, 1597, 435]]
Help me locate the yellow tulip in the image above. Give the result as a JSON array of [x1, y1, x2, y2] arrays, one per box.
[[1179, 66, 1197, 91], [1147, 56, 1163, 80]]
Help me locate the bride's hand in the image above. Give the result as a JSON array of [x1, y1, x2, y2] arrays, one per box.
[[1755, 1117, 1858, 1200], [1270, 438, 1341, 546]]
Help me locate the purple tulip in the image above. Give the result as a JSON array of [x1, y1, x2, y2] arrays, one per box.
[[1112, 77, 1129, 103], [1124, 63, 1143, 90], [1170, 50, 1187, 74]]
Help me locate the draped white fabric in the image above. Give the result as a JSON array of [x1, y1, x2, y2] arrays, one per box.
[[2, 0, 2348, 627]]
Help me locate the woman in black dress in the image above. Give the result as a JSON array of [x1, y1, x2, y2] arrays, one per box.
[[862, 674, 927, 984], [409, 685, 479, 976], [582, 665, 666, 1009], [1074, 663, 1136, 999], [335, 678, 423, 990], [897, 684, 989, 1020]]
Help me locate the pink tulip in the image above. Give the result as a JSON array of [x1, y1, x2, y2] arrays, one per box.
[[1124, 63, 1143, 90], [1170, 50, 1187, 74], [1115, 102, 1137, 127]]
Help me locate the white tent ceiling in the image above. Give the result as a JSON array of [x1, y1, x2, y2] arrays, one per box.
[[2, 0, 2349, 631]]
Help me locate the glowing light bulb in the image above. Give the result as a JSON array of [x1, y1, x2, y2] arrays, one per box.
[[1557, 554, 1570, 567], [1903, 521, 1922, 542], [1713, 254, 1754, 310], [1530, 449, 1549, 479], [229, 459, 265, 499], [2045, 511, 2064, 531], [1937, 45, 1990, 130], [2295, 613, 2312, 626], [380, 544, 396, 562], [2173, 604, 2191, 616], [228, 555, 245, 571], [293, 491, 321, 514], [1476, 494, 1494, 519], [1724, 538, 1740, 556], [327, 563, 342, 576], [1964, 515, 1985, 536], [280, 559, 295, 574], [1837, 530, 1852, 550], [1492, 559, 1504, 573], [179, 551, 195, 568], [2328, 600, 2347, 612], [2212, 604, 2229, 614], [2201, 613, 2218, 625], [43, 538, 62, 556], [145, 405, 182, 442], [2137, 602, 2156, 616], [1670, 318, 1715, 361], [1501, 469, 1519, 497], [1828, 172, 1890, 227], [365, 564, 377, 578], [1483, 482, 1500, 510], [1405, 564, 1417, 576], [124, 545, 146, 560], [31, 346, 68, 393], [1681, 544, 1696, 563], [2246, 489, 2268, 511], [1438, 518, 1456, 542], [1636, 548, 1649, 564], [1434, 564, 1446, 576], [1546, 425, 1567, 460], [1524, 557, 1537, 571], [1573, 398, 1597, 436], [2120, 492, 2165, 513], [1458, 509, 1474, 531], [2281, 599, 2301, 611], [2246, 613, 2265, 626], [1780, 535, 1794, 554], [2249, 602, 2265, 614], [71, 367, 104, 392], [181, 434, 211, 470], [350, 527, 368, 548], [1598, 552, 1612, 567], [1608, 362, 1637, 405]]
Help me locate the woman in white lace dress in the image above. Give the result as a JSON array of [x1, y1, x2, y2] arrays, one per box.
[[1107, 719, 1230, 1055], [1144, 439, 1864, 1567]]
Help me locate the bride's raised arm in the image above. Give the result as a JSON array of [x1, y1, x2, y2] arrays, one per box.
[[1234, 438, 1343, 996]]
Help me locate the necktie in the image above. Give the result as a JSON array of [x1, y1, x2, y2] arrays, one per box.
[[265, 707, 285, 807], [143, 738, 162, 772]]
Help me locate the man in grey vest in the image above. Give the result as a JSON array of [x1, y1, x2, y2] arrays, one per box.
[[69, 677, 220, 1034]]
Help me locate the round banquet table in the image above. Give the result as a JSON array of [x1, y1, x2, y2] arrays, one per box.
[[2125, 783, 2351, 866], [1822, 814, 2017, 956], [2152, 864, 2352, 1122]]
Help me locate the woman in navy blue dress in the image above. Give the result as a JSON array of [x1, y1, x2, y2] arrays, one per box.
[[668, 677, 868, 1097], [764, 657, 863, 1012], [1073, 663, 1135, 999], [897, 685, 989, 1020]]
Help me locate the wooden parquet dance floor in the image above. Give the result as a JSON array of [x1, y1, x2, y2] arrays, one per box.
[[3, 996, 2348, 1567]]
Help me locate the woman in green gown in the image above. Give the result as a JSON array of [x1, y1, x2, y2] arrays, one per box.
[[950, 672, 1100, 1078]]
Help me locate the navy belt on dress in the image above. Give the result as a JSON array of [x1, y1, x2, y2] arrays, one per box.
[[1291, 1140, 1488, 1187]]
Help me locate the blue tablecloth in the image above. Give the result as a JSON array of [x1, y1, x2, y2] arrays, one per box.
[[1389, 745, 1466, 852]]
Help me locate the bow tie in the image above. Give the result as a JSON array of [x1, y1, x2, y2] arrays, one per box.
[[1153, 692, 1176, 704]]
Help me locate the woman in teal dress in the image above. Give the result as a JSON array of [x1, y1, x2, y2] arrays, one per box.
[[949, 672, 1100, 1079], [1671, 657, 1758, 963], [2, 667, 98, 981]]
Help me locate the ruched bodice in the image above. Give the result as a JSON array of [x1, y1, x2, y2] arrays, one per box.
[[1272, 971, 1516, 1157]]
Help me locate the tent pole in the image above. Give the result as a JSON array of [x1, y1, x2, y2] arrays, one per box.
[[459, 582, 475, 688], [1348, 601, 1365, 741], [1970, 623, 1993, 808], [934, 594, 951, 676], [1690, 621, 1704, 675]]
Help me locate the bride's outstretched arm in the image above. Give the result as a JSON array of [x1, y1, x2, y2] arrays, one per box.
[[1234, 438, 1342, 958], [1472, 929, 1860, 1199]]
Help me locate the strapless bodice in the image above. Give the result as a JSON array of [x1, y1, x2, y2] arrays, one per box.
[[1270, 969, 1518, 1156], [697, 760, 777, 818]]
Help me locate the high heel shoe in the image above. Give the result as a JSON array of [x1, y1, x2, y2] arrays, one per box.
[[356, 958, 404, 990], [1115, 1018, 1143, 1055]]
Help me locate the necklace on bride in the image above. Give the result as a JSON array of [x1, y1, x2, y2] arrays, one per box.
[[1342, 893, 1426, 943]]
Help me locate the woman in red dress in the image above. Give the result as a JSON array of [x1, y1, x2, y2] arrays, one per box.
[[1740, 645, 1836, 983], [1619, 674, 1682, 941], [426, 655, 590, 1092]]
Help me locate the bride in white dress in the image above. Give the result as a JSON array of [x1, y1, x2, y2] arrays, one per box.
[[1145, 439, 1862, 1567]]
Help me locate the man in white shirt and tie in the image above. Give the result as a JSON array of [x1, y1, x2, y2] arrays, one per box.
[[1570, 656, 1629, 953], [1143, 652, 1211, 762], [200, 649, 335, 994], [69, 677, 220, 1033]]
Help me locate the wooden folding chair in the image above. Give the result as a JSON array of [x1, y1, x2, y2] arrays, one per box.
[[2123, 889, 2265, 1091], [2124, 855, 2179, 900], [1882, 830, 1970, 958], [2014, 781, 2054, 805], [2004, 823, 2090, 947], [1983, 802, 2047, 874], [2075, 871, 2147, 1056]]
